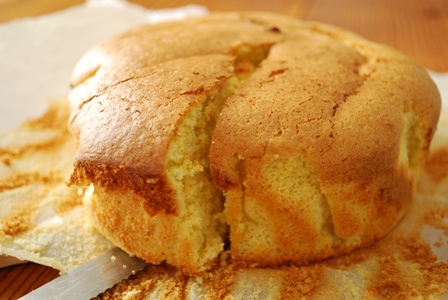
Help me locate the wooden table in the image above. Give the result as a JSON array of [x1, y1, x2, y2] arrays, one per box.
[[0, 0, 447, 299]]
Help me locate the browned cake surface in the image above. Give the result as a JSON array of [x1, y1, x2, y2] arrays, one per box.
[[67, 11, 441, 275]]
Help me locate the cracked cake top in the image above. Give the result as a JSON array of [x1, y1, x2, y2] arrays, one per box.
[[67, 11, 441, 274]]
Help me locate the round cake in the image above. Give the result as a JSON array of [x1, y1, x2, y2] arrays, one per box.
[[67, 12, 441, 275]]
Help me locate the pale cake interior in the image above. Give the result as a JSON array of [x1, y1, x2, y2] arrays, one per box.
[[162, 46, 271, 267], [262, 156, 337, 251], [164, 76, 240, 266], [398, 111, 425, 181]]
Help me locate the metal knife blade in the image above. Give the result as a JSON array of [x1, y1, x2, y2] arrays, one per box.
[[19, 247, 147, 300]]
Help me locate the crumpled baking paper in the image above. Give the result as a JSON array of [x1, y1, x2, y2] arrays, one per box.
[[0, 0, 208, 131]]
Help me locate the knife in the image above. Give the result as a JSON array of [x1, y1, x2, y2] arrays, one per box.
[[19, 248, 147, 300]]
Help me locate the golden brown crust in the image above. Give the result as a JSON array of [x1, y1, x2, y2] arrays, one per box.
[[69, 162, 176, 215], [68, 54, 236, 176], [68, 11, 441, 274]]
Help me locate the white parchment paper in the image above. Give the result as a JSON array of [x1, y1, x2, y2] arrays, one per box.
[[0, 0, 208, 131]]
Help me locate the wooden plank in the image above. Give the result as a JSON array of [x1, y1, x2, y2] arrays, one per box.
[[303, 0, 448, 71]]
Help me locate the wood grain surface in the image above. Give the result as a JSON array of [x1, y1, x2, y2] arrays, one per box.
[[0, 0, 447, 299]]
